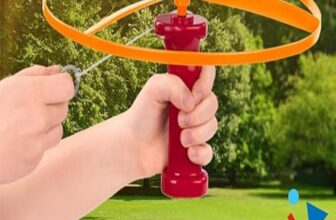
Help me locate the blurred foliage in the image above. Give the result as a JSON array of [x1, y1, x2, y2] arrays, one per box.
[[271, 54, 336, 190], [0, 0, 335, 189], [197, 7, 275, 184], [243, 0, 336, 104]]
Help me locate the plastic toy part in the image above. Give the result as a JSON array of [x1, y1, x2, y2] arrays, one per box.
[[42, 0, 321, 66], [155, 13, 208, 198], [174, 0, 190, 16]]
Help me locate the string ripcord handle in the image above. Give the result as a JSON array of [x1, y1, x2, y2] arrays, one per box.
[[60, 29, 153, 97]]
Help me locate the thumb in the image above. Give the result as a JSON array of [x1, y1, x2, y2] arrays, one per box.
[[17, 65, 61, 76], [142, 74, 195, 112]]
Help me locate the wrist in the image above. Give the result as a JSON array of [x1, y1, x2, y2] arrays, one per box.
[[109, 111, 147, 181]]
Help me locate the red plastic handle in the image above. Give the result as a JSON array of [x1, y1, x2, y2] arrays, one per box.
[[155, 13, 208, 198]]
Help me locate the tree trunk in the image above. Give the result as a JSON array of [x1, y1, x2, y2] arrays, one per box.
[[142, 178, 151, 189], [331, 169, 336, 195], [226, 167, 237, 186]]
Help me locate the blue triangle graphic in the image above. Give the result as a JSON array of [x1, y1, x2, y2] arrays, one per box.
[[307, 202, 328, 220]]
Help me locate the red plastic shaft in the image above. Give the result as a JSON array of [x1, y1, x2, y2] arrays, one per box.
[[155, 13, 208, 198]]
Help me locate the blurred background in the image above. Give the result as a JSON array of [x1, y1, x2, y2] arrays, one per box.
[[1, 0, 335, 219]]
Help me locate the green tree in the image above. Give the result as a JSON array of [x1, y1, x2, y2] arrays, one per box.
[[243, 0, 336, 104], [271, 54, 336, 194], [234, 64, 275, 184], [200, 12, 273, 184]]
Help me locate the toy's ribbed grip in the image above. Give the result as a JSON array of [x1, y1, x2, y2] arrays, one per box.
[[167, 65, 201, 174], [155, 13, 208, 198]]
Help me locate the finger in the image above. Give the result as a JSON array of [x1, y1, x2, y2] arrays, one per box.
[[144, 74, 195, 112], [192, 66, 216, 104], [181, 117, 218, 147], [188, 144, 213, 166], [17, 65, 61, 76], [45, 102, 69, 128], [44, 125, 63, 150], [38, 73, 75, 104], [178, 92, 218, 128]]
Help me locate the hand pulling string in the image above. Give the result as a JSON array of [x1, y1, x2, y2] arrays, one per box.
[[62, 28, 154, 96]]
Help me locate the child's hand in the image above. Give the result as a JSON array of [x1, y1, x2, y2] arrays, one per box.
[[125, 66, 217, 178], [0, 67, 216, 219], [0, 65, 74, 184]]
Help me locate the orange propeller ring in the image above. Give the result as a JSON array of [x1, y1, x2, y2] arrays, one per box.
[[42, 0, 321, 66]]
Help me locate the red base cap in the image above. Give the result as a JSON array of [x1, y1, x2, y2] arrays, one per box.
[[161, 168, 208, 198]]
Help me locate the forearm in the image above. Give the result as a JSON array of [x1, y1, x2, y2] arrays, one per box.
[[0, 112, 142, 220]]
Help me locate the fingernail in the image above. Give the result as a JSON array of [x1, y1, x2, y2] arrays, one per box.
[[178, 112, 190, 127], [193, 91, 203, 104], [182, 131, 193, 147], [183, 92, 195, 111]]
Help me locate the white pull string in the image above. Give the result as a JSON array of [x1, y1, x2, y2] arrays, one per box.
[[62, 28, 154, 96]]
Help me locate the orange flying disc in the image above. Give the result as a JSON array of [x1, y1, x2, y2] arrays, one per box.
[[42, 0, 321, 66]]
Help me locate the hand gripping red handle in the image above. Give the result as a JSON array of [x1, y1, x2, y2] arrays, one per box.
[[42, 0, 321, 198], [155, 13, 208, 198]]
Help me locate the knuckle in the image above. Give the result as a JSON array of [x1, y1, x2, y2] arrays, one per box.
[[168, 74, 186, 90], [150, 74, 162, 84], [146, 74, 186, 96], [147, 74, 182, 95], [188, 112, 201, 128], [168, 75, 192, 102], [212, 117, 219, 132], [207, 144, 214, 155], [205, 145, 214, 164], [166, 74, 181, 83], [196, 87, 208, 99], [210, 92, 218, 109], [146, 75, 162, 92]]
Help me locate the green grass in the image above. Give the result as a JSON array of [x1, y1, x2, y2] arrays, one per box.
[[83, 187, 335, 220]]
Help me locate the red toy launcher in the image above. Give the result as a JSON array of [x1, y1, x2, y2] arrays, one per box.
[[155, 0, 208, 198]]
